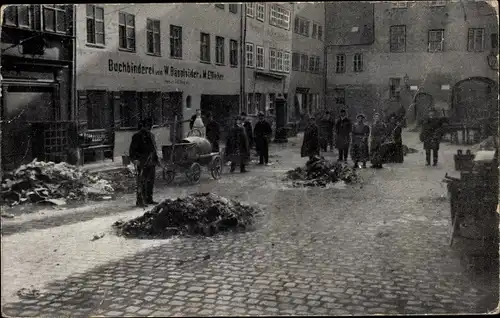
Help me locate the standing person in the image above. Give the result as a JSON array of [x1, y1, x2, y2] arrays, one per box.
[[241, 112, 254, 149], [319, 111, 335, 152], [351, 114, 370, 169], [253, 111, 273, 165], [420, 108, 445, 166], [129, 118, 159, 207], [205, 111, 220, 152], [335, 109, 352, 163], [225, 116, 250, 173], [385, 113, 404, 163], [301, 116, 320, 160], [190, 109, 205, 137], [370, 113, 387, 169]]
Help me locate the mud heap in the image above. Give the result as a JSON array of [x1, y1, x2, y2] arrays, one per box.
[[0, 159, 114, 206], [113, 193, 260, 238], [285, 157, 360, 187]]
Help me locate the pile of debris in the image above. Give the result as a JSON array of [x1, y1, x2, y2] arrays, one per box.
[[0, 159, 114, 206], [113, 193, 260, 238], [284, 157, 360, 187]]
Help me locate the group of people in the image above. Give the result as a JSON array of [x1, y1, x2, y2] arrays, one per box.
[[301, 109, 412, 169]]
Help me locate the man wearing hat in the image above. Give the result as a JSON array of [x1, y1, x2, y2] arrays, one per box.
[[335, 109, 352, 163], [253, 111, 273, 165], [351, 113, 370, 168], [225, 116, 250, 173], [241, 112, 254, 149], [129, 117, 159, 207]]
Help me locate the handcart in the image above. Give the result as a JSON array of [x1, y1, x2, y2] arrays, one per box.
[[161, 136, 223, 185]]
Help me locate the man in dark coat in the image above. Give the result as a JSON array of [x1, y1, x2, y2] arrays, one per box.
[[241, 112, 254, 149], [420, 108, 445, 166], [129, 118, 159, 207], [253, 112, 273, 165], [205, 112, 220, 152], [301, 116, 320, 160], [225, 116, 250, 173], [335, 109, 352, 162], [319, 111, 335, 152], [385, 113, 404, 163]]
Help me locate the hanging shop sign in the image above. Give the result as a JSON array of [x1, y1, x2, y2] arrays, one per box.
[[107, 59, 224, 80]]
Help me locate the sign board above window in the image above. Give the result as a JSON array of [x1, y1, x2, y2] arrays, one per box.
[[441, 84, 450, 90]]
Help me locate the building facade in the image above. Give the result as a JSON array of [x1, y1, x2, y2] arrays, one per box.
[[243, 2, 293, 120], [75, 3, 242, 154], [325, 0, 498, 126], [289, 2, 325, 121], [1, 4, 76, 170]]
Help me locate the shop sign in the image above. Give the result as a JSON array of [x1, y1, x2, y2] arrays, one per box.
[[107, 59, 224, 80]]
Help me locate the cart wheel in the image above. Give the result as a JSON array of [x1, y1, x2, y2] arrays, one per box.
[[210, 155, 223, 179], [163, 169, 175, 184], [186, 163, 202, 184]]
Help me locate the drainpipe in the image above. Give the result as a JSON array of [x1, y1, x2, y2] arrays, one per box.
[[323, 3, 327, 112], [72, 5, 77, 121], [239, 5, 247, 114], [0, 23, 2, 179]]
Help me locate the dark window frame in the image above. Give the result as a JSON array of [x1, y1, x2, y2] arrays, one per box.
[[118, 12, 136, 51], [428, 29, 444, 52], [43, 4, 67, 33], [3, 5, 33, 29], [468, 28, 485, 52], [389, 78, 401, 101], [146, 18, 161, 56], [353, 53, 363, 72], [492, 33, 499, 50], [215, 36, 225, 65], [86, 5, 105, 45], [230, 39, 238, 67], [334, 88, 346, 105], [390, 25, 406, 53], [170, 25, 183, 58], [200, 32, 211, 62], [336, 54, 346, 73]]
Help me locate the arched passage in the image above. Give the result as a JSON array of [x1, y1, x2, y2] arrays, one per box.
[[451, 77, 497, 124]]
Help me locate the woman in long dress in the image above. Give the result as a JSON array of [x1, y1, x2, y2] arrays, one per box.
[[370, 113, 387, 168]]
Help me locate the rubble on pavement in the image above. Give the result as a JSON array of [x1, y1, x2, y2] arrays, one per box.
[[113, 193, 260, 238], [284, 156, 360, 187], [0, 159, 114, 207]]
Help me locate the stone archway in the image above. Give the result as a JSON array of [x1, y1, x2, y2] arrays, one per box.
[[452, 77, 497, 125], [414, 92, 434, 125]]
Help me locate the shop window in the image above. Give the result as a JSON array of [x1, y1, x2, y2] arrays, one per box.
[[146, 19, 161, 55], [43, 5, 67, 33], [389, 78, 401, 101], [230, 39, 238, 67], [85, 90, 108, 129], [86, 5, 105, 45], [141, 92, 162, 126], [216, 36, 225, 65], [3, 5, 33, 29], [336, 54, 345, 73], [468, 28, 485, 52], [200, 32, 211, 62], [229, 4, 238, 14], [120, 91, 139, 128], [390, 25, 406, 53], [170, 25, 182, 58], [119, 12, 136, 51]]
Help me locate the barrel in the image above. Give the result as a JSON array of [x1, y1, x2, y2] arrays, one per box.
[[181, 137, 213, 156]]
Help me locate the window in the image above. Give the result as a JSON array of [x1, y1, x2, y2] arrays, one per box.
[[277, 50, 284, 72], [315, 56, 321, 73], [270, 4, 290, 30], [309, 56, 315, 73], [270, 49, 277, 71], [229, 4, 238, 14], [43, 5, 66, 33], [300, 54, 309, 72], [429, 0, 446, 6], [390, 78, 401, 100], [256, 46, 264, 69], [428, 29, 444, 52], [353, 53, 363, 72], [391, 1, 408, 8], [318, 25, 323, 41], [86, 5, 104, 45], [336, 54, 345, 73], [170, 25, 182, 58], [284, 51, 291, 73], [468, 28, 485, 52], [119, 12, 135, 50], [294, 17, 300, 33], [200, 32, 210, 62], [146, 19, 161, 55], [216, 36, 225, 65], [246, 43, 255, 67], [215, 4, 225, 10], [390, 25, 406, 53], [246, 3, 255, 17], [312, 23, 318, 39], [334, 89, 346, 105], [492, 33, 499, 50], [295, 16, 309, 36], [256, 3, 265, 21], [292, 52, 300, 71], [4, 5, 33, 29], [230, 39, 238, 67]]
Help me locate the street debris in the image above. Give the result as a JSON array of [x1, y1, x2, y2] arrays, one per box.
[[0, 159, 114, 207], [284, 157, 360, 187], [403, 145, 419, 155], [17, 287, 40, 299], [91, 233, 106, 241], [113, 193, 261, 238]]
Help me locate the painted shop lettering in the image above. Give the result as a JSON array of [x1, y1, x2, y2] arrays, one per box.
[[108, 59, 224, 80]]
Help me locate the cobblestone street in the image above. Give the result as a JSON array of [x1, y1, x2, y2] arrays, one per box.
[[2, 131, 498, 316]]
